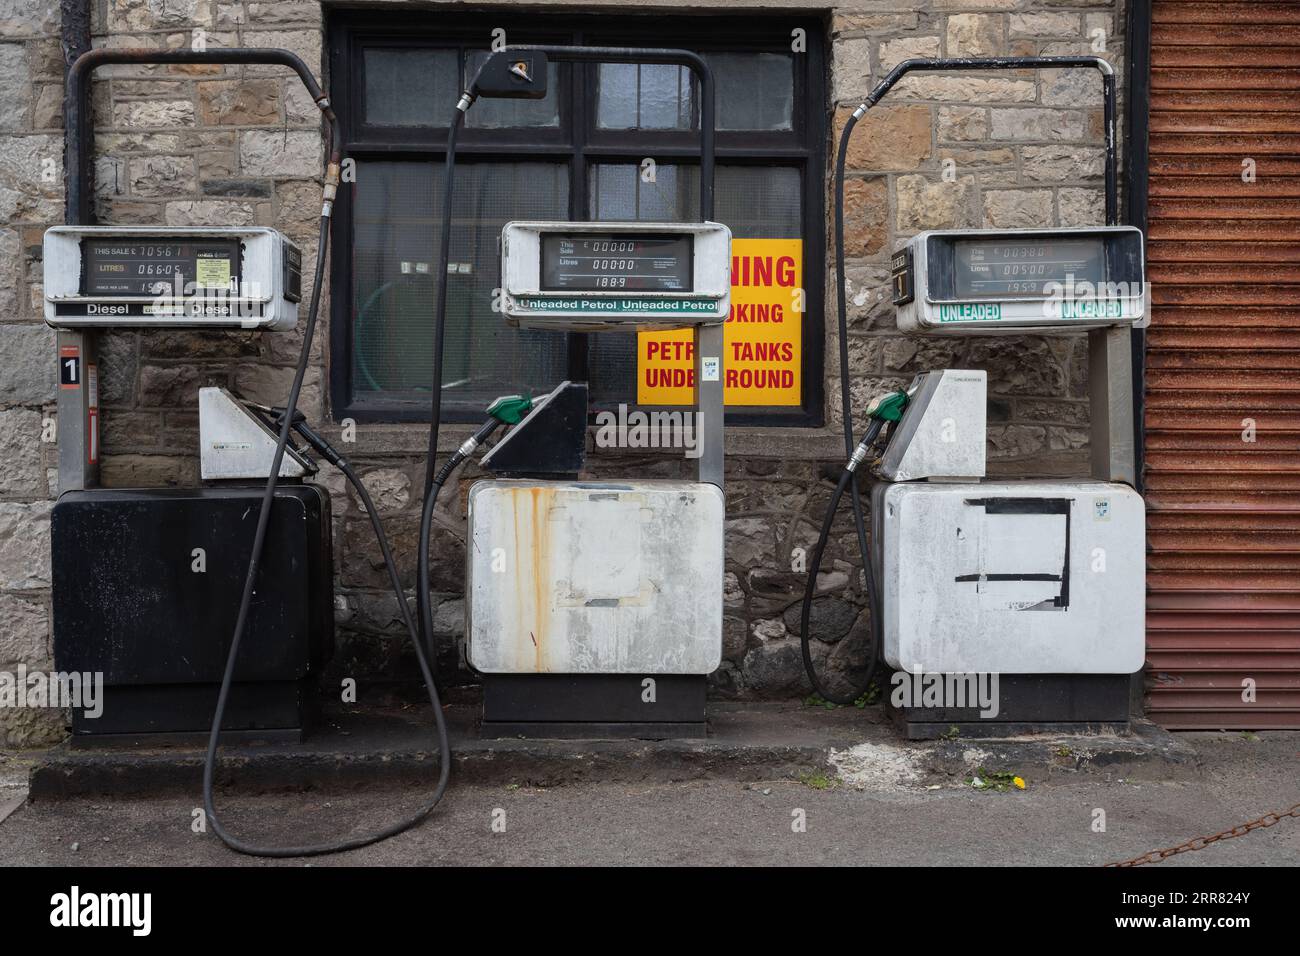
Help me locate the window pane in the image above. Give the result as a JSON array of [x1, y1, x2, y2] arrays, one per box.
[[351, 161, 569, 408], [364, 48, 459, 126], [595, 53, 794, 131], [586, 163, 802, 406]]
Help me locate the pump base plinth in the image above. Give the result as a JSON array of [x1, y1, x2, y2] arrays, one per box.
[[887, 673, 1132, 740], [480, 674, 707, 739], [68, 679, 318, 746]]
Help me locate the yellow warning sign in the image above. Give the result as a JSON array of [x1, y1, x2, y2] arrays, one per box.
[[636, 238, 802, 406]]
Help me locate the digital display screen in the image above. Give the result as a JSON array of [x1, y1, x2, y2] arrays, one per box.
[[540, 233, 693, 292], [81, 238, 242, 296], [953, 237, 1106, 298]]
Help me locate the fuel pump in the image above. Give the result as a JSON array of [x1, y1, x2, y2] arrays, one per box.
[[428, 47, 731, 737], [803, 56, 1147, 736], [44, 46, 519, 858]]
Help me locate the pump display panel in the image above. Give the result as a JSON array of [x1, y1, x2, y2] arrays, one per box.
[[891, 226, 1145, 334], [81, 238, 243, 296], [539, 233, 693, 292], [951, 236, 1105, 299], [44, 226, 301, 331], [501, 220, 730, 331]]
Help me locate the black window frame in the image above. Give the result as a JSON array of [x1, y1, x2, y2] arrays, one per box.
[[327, 10, 827, 427]]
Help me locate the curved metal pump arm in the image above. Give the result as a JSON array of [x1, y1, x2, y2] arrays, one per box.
[[64, 47, 342, 227]]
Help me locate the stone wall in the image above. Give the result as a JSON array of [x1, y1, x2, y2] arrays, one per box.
[[0, 0, 66, 746], [0, 0, 1125, 745]]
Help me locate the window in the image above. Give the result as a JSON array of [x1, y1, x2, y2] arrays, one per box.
[[329, 13, 826, 425]]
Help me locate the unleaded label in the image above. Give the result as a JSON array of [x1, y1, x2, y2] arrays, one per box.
[[515, 296, 718, 314], [938, 303, 1003, 322]]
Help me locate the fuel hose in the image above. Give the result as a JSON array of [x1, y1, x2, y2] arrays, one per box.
[[201, 92, 480, 858], [797, 107, 886, 706], [798, 418, 887, 705]]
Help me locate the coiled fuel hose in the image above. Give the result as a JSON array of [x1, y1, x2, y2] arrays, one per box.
[[202, 86, 499, 857], [798, 392, 906, 705]]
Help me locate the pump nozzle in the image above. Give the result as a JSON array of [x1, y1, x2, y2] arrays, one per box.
[[846, 390, 908, 472], [866, 389, 908, 423], [485, 393, 533, 425]]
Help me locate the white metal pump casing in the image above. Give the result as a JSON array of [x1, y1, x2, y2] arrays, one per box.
[[872, 480, 1145, 675], [878, 369, 987, 481], [466, 480, 724, 674], [43, 226, 301, 331], [891, 225, 1146, 335], [500, 220, 731, 331], [197, 387, 310, 480]]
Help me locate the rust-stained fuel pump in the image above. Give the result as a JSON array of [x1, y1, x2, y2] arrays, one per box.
[[425, 47, 731, 738]]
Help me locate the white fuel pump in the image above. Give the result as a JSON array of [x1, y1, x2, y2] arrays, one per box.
[[802, 55, 1146, 736], [444, 50, 731, 737]]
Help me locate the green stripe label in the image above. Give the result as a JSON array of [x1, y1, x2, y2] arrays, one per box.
[[516, 296, 718, 315], [939, 303, 1002, 322]]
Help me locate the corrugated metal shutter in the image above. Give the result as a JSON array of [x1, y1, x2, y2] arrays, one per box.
[[1144, 0, 1300, 728]]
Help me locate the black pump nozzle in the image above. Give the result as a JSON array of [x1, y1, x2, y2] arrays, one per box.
[[464, 50, 549, 100]]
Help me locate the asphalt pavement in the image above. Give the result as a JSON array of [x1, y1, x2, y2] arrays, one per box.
[[1, 731, 1295, 867]]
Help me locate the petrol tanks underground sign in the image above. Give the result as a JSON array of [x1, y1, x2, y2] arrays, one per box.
[[637, 238, 802, 406]]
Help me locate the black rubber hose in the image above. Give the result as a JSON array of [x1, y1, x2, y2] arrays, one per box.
[[200, 99, 476, 857], [834, 110, 873, 582], [799, 418, 885, 705], [798, 104, 884, 705], [417, 107, 465, 671], [202, 208, 457, 856]]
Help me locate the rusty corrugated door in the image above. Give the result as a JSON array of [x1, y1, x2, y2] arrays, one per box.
[[1144, 0, 1300, 728]]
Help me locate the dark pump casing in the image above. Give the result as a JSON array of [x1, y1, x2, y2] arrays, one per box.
[[51, 485, 334, 739], [481, 380, 588, 478]]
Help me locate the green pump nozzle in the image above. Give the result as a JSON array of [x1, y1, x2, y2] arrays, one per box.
[[456, 394, 535, 460], [846, 388, 909, 472], [485, 393, 533, 425], [866, 389, 908, 423]]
